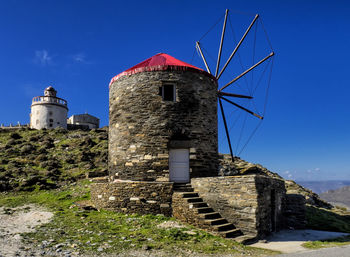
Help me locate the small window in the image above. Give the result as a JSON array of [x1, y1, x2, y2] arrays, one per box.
[[161, 84, 176, 102], [36, 119, 39, 125], [49, 111, 53, 116], [36, 111, 39, 115], [49, 119, 53, 122], [49, 124, 53, 127]]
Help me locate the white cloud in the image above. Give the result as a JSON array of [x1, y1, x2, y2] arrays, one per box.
[[73, 53, 86, 63], [314, 168, 320, 172], [34, 50, 52, 66], [287, 174, 292, 178]]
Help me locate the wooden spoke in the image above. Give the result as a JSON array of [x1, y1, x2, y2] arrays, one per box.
[[218, 91, 253, 99], [219, 52, 274, 92], [217, 14, 259, 80], [215, 9, 229, 77], [196, 41, 212, 74], [219, 97, 234, 160], [220, 96, 263, 120]]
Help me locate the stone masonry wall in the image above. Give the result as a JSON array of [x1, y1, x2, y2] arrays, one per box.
[[109, 70, 218, 181], [191, 175, 286, 237], [283, 194, 306, 229], [91, 181, 173, 216]]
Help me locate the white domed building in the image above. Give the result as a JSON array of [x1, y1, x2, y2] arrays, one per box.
[[30, 86, 68, 129]]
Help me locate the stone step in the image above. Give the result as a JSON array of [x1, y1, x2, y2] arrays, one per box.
[[213, 223, 236, 232], [196, 207, 214, 214], [204, 218, 228, 226], [189, 202, 208, 208], [181, 192, 199, 198], [220, 228, 243, 238], [234, 235, 257, 244], [173, 187, 194, 192], [173, 183, 192, 187], [185, 197, 203, 203], [173, 184, 194, 192], [199, 212, 221, 219]]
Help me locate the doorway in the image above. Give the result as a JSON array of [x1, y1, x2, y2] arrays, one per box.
[[271, 189, 276, 232], [169, 149, 190, 183]]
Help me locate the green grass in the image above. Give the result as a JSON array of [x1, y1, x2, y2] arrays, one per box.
[[306, 205, 350, 233], [302, 235, 350, 249], [0, 181, 275, 256]]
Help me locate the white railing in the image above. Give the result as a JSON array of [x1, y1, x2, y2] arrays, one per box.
[[32, 96, 67, 106]]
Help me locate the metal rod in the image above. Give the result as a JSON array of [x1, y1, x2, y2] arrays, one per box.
[[218, 91, 253, 99], [217, 14, 259, 80], [219, 97, 234, 161], [219, 52, 274, 92], [215, 9, 229, 77], [196, 41, 212, 74], [220, 96, 263, 120]]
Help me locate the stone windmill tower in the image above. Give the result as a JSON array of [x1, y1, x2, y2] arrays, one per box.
[[109, 53, 218, 182], [30, 86, 68, 129]]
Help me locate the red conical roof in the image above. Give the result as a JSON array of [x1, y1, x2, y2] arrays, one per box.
[[109, 53, 214, 86]]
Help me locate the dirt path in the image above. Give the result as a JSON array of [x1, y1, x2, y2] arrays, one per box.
[[0, 204, 53, 256], [251, 229, 349, 254]]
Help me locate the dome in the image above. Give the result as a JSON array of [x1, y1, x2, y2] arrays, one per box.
[[109, 53, 215, 86], [44, 86, 57, 97]]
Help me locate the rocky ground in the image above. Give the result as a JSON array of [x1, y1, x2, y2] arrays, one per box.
[[0, 204, 56, 256], [0, 204, 266, 257]]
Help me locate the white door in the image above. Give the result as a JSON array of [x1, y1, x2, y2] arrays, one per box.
[[169, 149, 190, 183]]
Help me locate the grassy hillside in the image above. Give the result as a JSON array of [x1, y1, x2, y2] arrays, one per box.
[[0, 127, 107, 191]]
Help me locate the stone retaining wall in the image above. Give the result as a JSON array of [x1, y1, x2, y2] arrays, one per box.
[[191, 175, 286, 238], [90, 181, 173, 216]]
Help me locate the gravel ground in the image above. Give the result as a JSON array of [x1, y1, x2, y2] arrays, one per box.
[[275, 245, 350, 257], [0, 204, 54, 256]]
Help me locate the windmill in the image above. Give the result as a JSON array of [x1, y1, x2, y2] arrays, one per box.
[[194, 9, 275, 161]]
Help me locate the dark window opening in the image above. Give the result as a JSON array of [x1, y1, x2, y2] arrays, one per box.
[[49, 124, 53, 127], [162, 84, 175, 101], [49, 119, 53, 122]]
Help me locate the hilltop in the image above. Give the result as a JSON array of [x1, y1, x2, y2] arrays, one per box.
[[0, 127, 107, 192], [0, 128, 338, 210]]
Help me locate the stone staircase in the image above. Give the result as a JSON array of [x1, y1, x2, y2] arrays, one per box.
[[173, 183, 243, 239]]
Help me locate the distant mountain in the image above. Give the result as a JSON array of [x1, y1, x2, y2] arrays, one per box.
[[296, 180, 350, 194], [320, 186, 350, 209]]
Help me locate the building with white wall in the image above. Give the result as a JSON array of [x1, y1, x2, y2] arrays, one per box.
[[67, 113, 99, 129], [30, 86, 68, 129]]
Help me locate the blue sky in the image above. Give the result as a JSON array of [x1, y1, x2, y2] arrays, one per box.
[[0, 0, 349, 181]]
